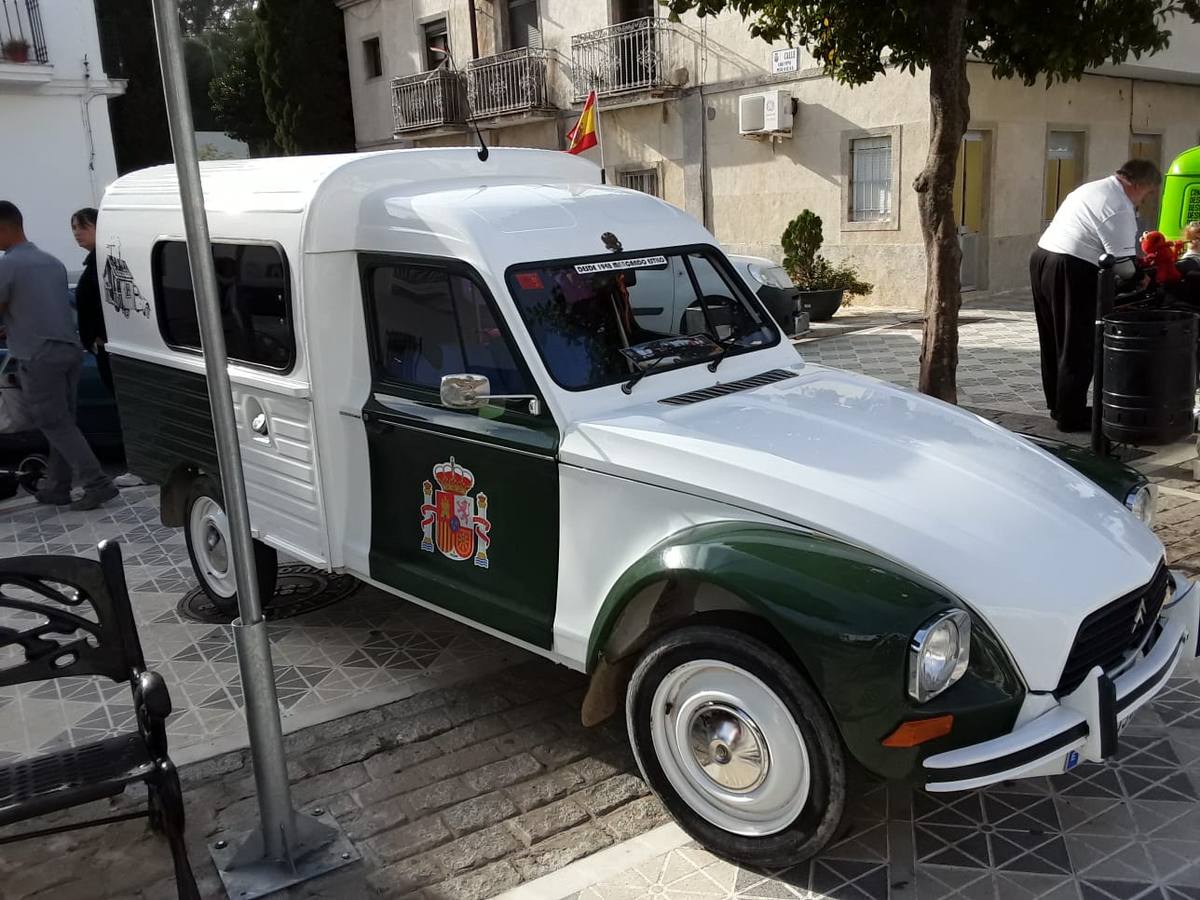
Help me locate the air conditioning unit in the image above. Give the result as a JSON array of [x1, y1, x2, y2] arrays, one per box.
[[738, 90, 794, 137]]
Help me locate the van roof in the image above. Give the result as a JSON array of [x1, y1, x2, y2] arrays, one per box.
[[103, 147, 604, 215]]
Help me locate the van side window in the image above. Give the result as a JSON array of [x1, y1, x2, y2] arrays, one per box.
[[366, 262, 531, 397], [153, 241, 295, 370]]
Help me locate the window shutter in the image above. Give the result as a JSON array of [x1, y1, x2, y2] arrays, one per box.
[[507, 0, 541, 49]]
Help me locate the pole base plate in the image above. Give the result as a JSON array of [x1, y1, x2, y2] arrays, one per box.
[[209, 810, 359, 900]]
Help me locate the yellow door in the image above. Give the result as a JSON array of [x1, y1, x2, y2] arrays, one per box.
[[953, 131, 987, 291]]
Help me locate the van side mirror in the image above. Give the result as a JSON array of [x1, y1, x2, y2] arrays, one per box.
[[440, 374, 542, 417], [441, 373, 490, 409]]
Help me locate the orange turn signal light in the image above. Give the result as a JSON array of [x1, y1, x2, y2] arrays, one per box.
[[882, 715, 954, 748]]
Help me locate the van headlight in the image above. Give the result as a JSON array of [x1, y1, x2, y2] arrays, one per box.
[[908, 610, 971, 702], [1125, 483, 1157, 527]]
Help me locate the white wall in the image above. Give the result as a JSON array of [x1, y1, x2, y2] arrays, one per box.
[[0, 0, 123, 274]]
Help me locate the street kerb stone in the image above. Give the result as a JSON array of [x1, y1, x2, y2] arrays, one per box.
[[511, 822, 615, 881], [364, 814, 455, 864], [442, 791, 520, 837], [512, 797, 591, 845]]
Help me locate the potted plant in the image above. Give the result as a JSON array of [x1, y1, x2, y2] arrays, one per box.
[[2, 38, 31, 63], [781, 210, 872, 321]]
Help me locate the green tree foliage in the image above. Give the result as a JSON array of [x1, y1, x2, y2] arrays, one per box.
[[179, 0, 242, 34], [95, 0, 172, 173], [185, 37, 217, 131], [665, 0, 1200, 402], [209, 8, 278, 155], [255, 0, 356, 155]]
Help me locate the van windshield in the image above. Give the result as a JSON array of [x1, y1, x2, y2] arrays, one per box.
[[506, 248, 779, 391]]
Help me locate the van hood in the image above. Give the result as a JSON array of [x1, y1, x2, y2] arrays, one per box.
[[559, 364, 1164, 691]]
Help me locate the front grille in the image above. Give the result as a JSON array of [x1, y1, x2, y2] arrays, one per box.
[[659, 369, 796, 406], [1056, 562, 1170, 695]]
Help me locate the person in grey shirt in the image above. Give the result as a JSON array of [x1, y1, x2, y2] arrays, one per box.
[[0, 201, 116, 509]]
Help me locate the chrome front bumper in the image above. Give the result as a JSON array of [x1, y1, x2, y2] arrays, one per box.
[[924, 570, 1198, 793]]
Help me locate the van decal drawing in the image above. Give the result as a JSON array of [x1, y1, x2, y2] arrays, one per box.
[[102, 240, 151, 319], [420, 458, 492, 568]]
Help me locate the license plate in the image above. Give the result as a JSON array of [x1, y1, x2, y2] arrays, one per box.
[[1063, 750, 1081, 772]]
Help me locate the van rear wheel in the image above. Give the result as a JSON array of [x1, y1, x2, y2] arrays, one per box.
[[626, 625, 846, 869], [183, 475, 277, 615]]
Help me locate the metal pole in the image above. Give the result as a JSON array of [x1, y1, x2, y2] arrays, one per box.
[[150, 4, 353, 895], [1092, 257, 1117, 456]]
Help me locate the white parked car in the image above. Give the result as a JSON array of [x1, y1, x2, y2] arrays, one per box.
[[97, 148, 1195, 867], [727, 254, 808, 336]]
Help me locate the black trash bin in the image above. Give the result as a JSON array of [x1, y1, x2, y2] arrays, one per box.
[[1101, 308, 1198, 445]]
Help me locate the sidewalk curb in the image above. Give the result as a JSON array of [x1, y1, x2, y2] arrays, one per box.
[[492, 823, 690, 900]]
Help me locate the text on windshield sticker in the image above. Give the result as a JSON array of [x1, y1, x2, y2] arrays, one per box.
[[574, 256, 668, 274]]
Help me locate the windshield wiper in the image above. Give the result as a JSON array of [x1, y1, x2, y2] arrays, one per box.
[[622, 355, 670, 394], [707, 336, 738, 373]]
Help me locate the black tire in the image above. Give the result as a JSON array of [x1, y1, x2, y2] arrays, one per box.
[[183, 475, 278, 615], [626, 625, 846, 868]]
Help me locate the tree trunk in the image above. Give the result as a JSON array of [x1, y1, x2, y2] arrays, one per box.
[[914, 0, 971, 403]]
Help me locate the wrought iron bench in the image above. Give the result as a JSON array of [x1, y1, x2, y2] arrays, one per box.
[[0, 540, 200, 900]]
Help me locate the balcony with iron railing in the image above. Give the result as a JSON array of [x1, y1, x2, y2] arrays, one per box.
[[391, 67, 467, 135], [466, 47, 558, 121], [571, 17, 684, 102], [0, 0, 48, 65]]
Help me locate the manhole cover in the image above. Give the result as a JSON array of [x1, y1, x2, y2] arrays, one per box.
[[178, 564, 362, 624]]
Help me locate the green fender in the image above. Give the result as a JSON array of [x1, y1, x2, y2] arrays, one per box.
[[590, 522, 1025, 781], [1022, 433, 1145, 502]]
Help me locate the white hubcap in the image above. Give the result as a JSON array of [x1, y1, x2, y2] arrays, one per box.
[[189, 496, 235, 599], [649, 659, 810, 837]]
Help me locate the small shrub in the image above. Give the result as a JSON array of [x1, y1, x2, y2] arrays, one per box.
[[781, 210, 872, 300]]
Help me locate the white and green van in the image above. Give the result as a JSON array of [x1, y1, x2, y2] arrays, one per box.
[[97, 148, 1196, 866]]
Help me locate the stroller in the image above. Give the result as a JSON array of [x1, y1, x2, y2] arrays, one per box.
[[0, 352, 47, 500]]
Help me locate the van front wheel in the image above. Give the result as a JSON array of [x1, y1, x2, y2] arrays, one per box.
[[626, 626, 846, 868], [183, 475, 278, 615]]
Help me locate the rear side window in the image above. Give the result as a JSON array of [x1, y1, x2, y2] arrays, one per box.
[[364, 260, 532, 397], [152, 241, 295, 371]]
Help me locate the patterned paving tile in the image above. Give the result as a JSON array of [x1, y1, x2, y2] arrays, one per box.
[[0, 486, 528, 764]]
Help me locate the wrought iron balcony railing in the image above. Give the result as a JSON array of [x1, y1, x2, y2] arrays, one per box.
[[466, 47, 556, 119], [571, 17, 680, 101], [0, 0, 47, 64], [391, 67, 467, 134]]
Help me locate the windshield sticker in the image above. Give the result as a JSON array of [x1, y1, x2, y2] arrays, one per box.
[[574, 255, 668, 274], [515, 272, 544, 290], [420, 457, 492, 569]]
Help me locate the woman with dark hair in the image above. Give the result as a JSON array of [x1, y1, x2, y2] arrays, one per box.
[[70, 207, 111, 395]]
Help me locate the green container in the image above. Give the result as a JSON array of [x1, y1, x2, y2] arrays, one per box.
[[1158, 146, 1200, 240]]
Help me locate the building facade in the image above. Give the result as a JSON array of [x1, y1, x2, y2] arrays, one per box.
[[338, 0, 1200, 307], [0, 0, 124, 275]]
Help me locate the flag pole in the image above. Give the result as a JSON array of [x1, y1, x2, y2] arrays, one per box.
[[594, 91, 606, 183]]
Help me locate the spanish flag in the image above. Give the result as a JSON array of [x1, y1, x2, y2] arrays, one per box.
[[565, 91, 599, 155]]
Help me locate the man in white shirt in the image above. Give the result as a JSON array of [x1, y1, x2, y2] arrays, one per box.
[[1030, 159, 1160, 432]]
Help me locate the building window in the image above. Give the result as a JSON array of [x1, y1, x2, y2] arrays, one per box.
[[424, 18, 449, 70], [619, 168, 658, 197], [152, 242, 295, 371], [506, 0, 542, 49], [849, 136, 893, 223], [1044, 131, 1085, 223], [363, 37, 383, 80]]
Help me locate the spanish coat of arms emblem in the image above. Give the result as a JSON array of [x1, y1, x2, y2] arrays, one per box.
[[420, 458, 492, 568]]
